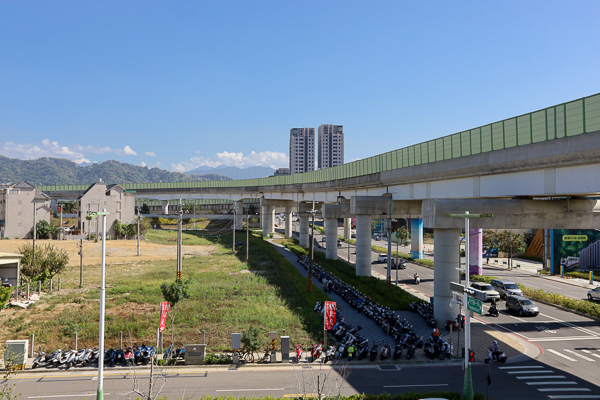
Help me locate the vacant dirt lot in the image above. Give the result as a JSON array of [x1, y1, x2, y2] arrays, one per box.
[[0, 239, 216, 266]]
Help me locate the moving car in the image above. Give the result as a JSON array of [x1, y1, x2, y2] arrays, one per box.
[[490, 279, 523, 299], [588, 287, 600, 301], [390, 258, 406, 269], [377, 253, 388, 263], [470, 282, 500, 302], [505, 295, 539, 317], [351, 230, 356, 238]]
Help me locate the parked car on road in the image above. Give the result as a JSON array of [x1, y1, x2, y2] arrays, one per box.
[[588, 287, 600, 301], [490, 279, 523, 299], [471, 282, 500, 302], [505, 295, 539, 317]]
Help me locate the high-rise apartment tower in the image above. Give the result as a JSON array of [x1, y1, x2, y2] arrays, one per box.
[[318, 124, 344, 169], [289, 127, 315, 174]]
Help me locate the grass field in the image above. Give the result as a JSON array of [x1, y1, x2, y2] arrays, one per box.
[[0, 230, 327, 353]]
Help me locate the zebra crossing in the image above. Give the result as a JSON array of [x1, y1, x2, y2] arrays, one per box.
[[500, 365, 599, 399], [546, 348, 600, 363]]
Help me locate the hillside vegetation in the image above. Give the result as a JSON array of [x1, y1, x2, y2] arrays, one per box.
[[0, 156, 231, 185]]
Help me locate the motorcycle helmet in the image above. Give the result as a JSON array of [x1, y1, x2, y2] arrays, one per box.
[[492, 340, 497, 345]]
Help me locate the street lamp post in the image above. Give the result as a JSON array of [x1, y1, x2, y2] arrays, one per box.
[[85, 209, 110, 400], [446, 211, 492, 400], [307, 201, 317, 293]]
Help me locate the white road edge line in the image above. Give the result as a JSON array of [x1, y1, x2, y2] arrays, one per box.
[[499, 366, 545, 369], [538, 388, 591, 392], [547, 349, 577, 361], [526, 382, 578, 385], [548, 396, 600, 399]]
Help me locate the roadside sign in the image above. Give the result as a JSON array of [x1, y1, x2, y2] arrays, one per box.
[[467, 297, 482, 314]]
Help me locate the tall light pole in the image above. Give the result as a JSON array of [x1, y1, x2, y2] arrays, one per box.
[[86, 209, 109, 400], [447, 211, 492, 400], [136, 209, 141, 256], [177, 198, 182, 279]]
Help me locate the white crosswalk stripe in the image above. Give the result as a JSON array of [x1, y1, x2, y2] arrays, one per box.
[[563, 349, 595, 362], [507, 370, 554, 374], [580, 349, 600, 359], [517, 375, 566, 380], [538, 388, 591, 392], [548, 349, 577, 361]]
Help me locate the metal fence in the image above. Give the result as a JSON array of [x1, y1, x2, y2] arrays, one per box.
[[39, 93, 600, 192]]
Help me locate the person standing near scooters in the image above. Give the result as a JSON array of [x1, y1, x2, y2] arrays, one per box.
[[491, 340, 500, 361]]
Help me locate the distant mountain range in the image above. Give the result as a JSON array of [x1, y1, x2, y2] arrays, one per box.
[[0, 156, 232, 186], [187, 165, 276, 180]]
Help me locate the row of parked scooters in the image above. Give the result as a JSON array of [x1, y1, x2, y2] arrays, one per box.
[[31, 345, 157, 369]]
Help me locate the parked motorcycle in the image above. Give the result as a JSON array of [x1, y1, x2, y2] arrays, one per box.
[[295, 344, 303, 363], [369, 343, 379, 361], [393, 344, 403, 360]]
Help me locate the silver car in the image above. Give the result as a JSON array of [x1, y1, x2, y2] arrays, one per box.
[[471, 282, 500, 302], [588, 287, 600, 301]]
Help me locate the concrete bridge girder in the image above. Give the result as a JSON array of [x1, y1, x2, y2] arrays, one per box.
[[422, 198, 600, 229], [350, 196, 422, 218]]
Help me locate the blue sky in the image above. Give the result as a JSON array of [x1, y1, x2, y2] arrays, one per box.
[[1, 1, 598, 173]]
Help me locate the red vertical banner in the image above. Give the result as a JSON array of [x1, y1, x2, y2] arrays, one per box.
[[324, 301, 336, 330], [57, 206, 62, 213], [159, 302, 171, 332]]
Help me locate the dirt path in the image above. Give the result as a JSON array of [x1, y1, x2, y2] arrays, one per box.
[[0, 239, 215, 266]]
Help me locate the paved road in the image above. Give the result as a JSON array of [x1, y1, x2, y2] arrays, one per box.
[[11, 359, 600, 400]]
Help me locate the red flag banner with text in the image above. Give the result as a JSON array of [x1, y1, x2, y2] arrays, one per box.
[[324, 301, 336, 330], [159, 302, 171, 332]]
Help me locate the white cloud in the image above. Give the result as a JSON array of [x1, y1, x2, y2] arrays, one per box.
[[144, 151, 156, 157], [2, 140, 91, 164], [153, 161, 161, 168], [171, 150, 288, 172], [0, 139, 142, 164], [119, 145, 137, 156], [141, 161, 147, 167]]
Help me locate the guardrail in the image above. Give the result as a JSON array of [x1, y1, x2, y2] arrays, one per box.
[[38, 93, 600, 193]]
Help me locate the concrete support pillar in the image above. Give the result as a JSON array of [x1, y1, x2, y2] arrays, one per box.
[[299, 215, 310, 248], [325, 218, 338, 260], [343, 218, 351, 240], [161, 200, 170, 215], [269, 207, 275, 234], [411, 218, 423, 259], [433, 228, 461, 324], [469, 228, 483, 275], [355, 215, 372, 276], [284, 205, 293, 239], [234, 201, 244, 230], [261, 205, 271, 236]]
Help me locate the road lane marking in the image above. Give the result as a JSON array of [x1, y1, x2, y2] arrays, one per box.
[[500, 366, 545, 369], [216, 388, 286, 392], [539, 314, 600, 337], [28, 394, 110, 399], [532, 337, 600, 342], [517, 375, 566, 380], [564, 349, 595, 362], [538, 389, 591, 392], [542, 283, 563, 290], [507, 370, 554, 374], [526, 382, 578, 385], [580, 350, 600, 359], [384, 384, 448, 388], [548, 349, 577, 361], [548, 396, 600, 399]]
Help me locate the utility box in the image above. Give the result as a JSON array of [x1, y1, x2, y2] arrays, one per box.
[[184, 344, 206, 365], [231, 333, 241, 350], [4, 340, 28, 370], [280, 336, 290, 362]]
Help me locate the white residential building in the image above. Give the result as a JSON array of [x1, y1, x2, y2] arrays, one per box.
[[318, 124, 344, 169], [289, 128, 315, 174]]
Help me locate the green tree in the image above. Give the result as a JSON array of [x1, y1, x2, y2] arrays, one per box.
[[35, 220, 59, 239], [0, 286, 11, 311], [140, 204, 150, 214], [495, 230, 527, 269], [241, 326, 262, 353], [19, 243, 69, 282], [160, 279, 191, 345]]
